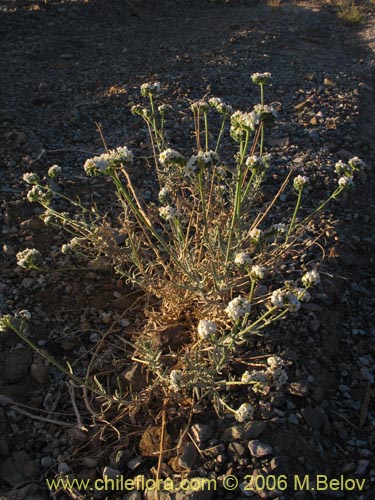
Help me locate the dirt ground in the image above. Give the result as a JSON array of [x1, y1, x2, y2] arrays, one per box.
[[0, 0, 375, 499]]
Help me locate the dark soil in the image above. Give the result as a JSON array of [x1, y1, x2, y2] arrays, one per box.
[[0, 1, 375, 499]]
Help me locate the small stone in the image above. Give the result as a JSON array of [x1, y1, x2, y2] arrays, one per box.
[[41, 456, 53, 469], [179, 441, 197, 469], [248, 440, 272, 458], [221, 421, 266, 442], [103, 465, 121, 480], [227, 441, 248, 459], [288, 382, 309, 397], [2, 244, 15, 256], [191, 423, 213, 443], [21, 277, 35, 288], [288, 414, 299, 425], [301, 407, 327, 431], [127, 457, 142, 470], [355, 460, 369, 475], [58, 462, 71, 474], [124, 492, 142, 500]]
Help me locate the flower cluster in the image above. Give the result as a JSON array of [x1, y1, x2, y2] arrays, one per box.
[[23, 172, 40, 185], [158, 187, 172, 205], [191, 100, 209, 113], [47, 164, 62, 179], [241, 355, 288, 394], [225, 295, 251, 322], [235, 402, 254, 422], [27, 185, 53, 205], [253, 104, 277, 121], [159, 149, 185, 166], [293, 175, 309, 191], [84, 146, 133, 176], [0, 315, 12, 332], [140, 82, 161, 97], [302, 269, 320, 287], [197, 320, 218, 340], [249, 227, 263, 242], [270, 289, 301, 312], [16, 248, 42, 269], [230, 110, 260, 141], [245, 154, 270, 175], [272, 223, 287, 234], [208, 97, 233, 115], [234, 252, 252, 267], [251, 72, 272, 85], [335, 156, 366, 176], [184, 150, 219, 176], [159, 205, 179, 221], [250, 265, 266, 280], [338, 176, 354, 189], [61, 237, 83, 255]]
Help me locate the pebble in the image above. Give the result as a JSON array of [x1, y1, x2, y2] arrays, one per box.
[[41, 456, 54, 469], [190, 423, 213, 443], [21, 277, 35, 288], [355, 460, 370, 475], [248, 440, 272, 458], [57, 462, 71, 474], [221, 421, 266, 442], [103, 465, 121, 480], [179, 441, 197, 469], [2, 244, 15, 256]]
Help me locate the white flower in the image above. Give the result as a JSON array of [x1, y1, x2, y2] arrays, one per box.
[[245, 154, 269, 174], [109, 146, 134, 165], [185, 150, 219, 175], [159, 205, 178, 221], [18, 310, 31, 320], [270, 289, 285, 308], [158, 104, 169, 114], [242, 370, 269, 394], [293, 287, 311, 302], [158, 187, 171, 205], [271, 367, 288, 390], [272, 223, 287, 233], [235, 403, 254, 422], [335, 159, 350, 176], [140, 81, 161, 96], [253, 104, 278, 119], [61, 237, 82, 255], [234, 252, 252, 267], [267, 356, 284, 369], [159, 149, 185, 166], [293, 175, 309, 191], [230, 110, 260, 141], [191, 100, 209, 113], [16, 248, 42, 269], [302, 270, 321, 287], [287, 294, 301, 312], [197, 319, 218, 340], [27, 185, 53, 205], [23, 172, 40, 184], [251, 72, 272, 85], [170, 370, 183, 391], [249, 227, 262, 242], [250, 265, 266, 280], [270, 289, 301, 312], [338, 176, 354, 188], [0, 315, 12, 332], [208, 97, 233, 115], [348, 156, 366, 171], [47, 164, 62, 179], [225, 295, 251, 322]]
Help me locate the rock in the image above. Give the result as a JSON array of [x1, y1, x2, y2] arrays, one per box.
[[139, 427, 173, 459], [355, 460, 369, 475], [221, 421, 266, 442], [6, 484, 44, 500], [41, 456, 53, 469], [57, 462, 71, 474], [190, 423, 213, 443], [287, 382, 309, 397], [248, 440, 272, 458], [179, 441, 197, 469], [301, 407, 328, 431], [227, 441, 249, 459], [0, 451, 39, 486], [2, 244, 15, 256], [103, 465, 121, 480], [21, 277, 35, 289]]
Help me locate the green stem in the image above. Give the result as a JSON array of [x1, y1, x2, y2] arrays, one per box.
[[298, 186, 343, 228], [260, 84, 264, 106], [215, 116, 226, 154], [239, 306, 278, 336], [204, 111, 209, 151], [286, 188, 303, 244], [259, 122, 264, 157]]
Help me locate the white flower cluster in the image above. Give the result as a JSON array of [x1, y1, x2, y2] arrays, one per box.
[[169, 369, 183, 392], [230, 110, 260, 141], [251, 72, 272, 85], [159, 149, 185, 166], [335, 157, 366, 176], [302, 269, 320, 287], [270, 289, 301, 312], [158, 104, 169, 115], [241, 355, 288, 394], [47, 164, 62, 179], [293, 175, 309, 191], [272, 223, 287, 234], [84, 146, 133, 176], [23, 172, 40, 185], [0, 315, 12, 332], [245, 154, 269, 174], [234, 252, 252, 267], [197, 319, 218, 340], [249, 227, 262, 242], [184, 150, 219, 176], [18, 309, 31, 320], [208, 97, 233, 115], [27, 185, 53, 205], [158, 187, 171, 205], [250, 265, 266, 280], [191, 100, 210, 113], [61, 237, 83, 255], [159, 205, 179, 221], [253, 103, 277, 119], [338, 176, 354, 189], [348, 156, 366, 171], [140, 81, 161, 96], [235, 402, 255, 422], [16, 248, 42, 269], [225, 295, 251, 322]]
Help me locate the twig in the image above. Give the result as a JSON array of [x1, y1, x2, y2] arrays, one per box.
[[68, 381, 89, 432], [156, 397, 169, 491]]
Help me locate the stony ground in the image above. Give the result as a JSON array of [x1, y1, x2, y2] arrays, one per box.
[[0, 0, 375, 499]]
